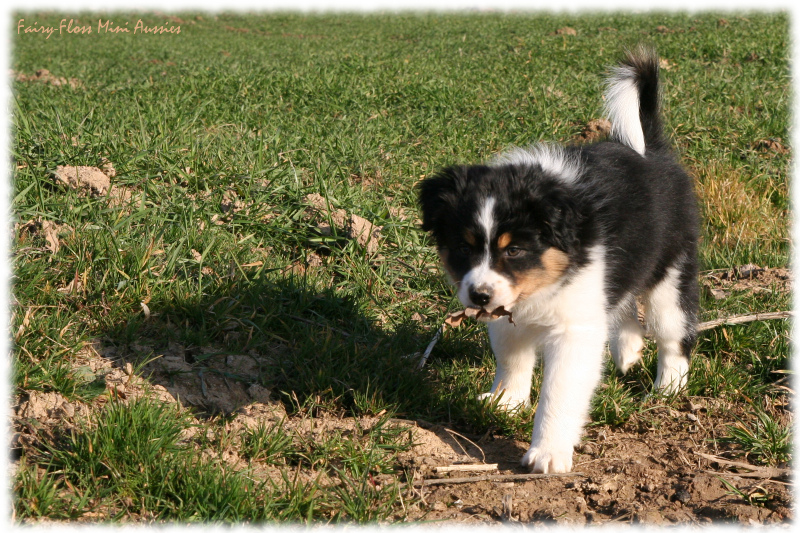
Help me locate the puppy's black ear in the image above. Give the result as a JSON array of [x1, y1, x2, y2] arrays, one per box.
[[417, 166, 465, 232], [541, 189, 582, 254]]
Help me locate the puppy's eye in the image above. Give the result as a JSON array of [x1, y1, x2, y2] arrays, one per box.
[[457, 246, 471, 256], [505, 246, 523, 257]]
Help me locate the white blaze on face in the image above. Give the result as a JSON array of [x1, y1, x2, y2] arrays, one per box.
[[457, 197, 515, 312]]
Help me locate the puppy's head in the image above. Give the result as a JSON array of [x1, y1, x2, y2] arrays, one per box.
[[418, 164, 581, 316]]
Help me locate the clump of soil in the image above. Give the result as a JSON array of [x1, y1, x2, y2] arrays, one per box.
[[46, 160, 134, 208], [16, 391, 89, 426], [577, 118, 612, 143], [14, 69, 82, 89], [53, 165, 112, 195]]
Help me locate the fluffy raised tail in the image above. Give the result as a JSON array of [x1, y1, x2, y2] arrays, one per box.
[[604, 47, 665, 156]]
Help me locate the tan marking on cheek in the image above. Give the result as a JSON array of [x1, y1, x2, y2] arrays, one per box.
[[541, 247, 570, 275], [511, 247, 570, 300], [497, 232, 512, 249], [464, 231, 476, 246]]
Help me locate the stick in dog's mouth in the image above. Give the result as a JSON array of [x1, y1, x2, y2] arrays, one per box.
[[444, 306, 515, 328]]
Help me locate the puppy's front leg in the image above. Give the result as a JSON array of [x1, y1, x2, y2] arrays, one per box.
[[478, 318, 539, 410], [522, 325, 606, 473]]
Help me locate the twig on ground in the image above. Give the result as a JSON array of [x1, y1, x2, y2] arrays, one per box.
[[694, 451, 790, 480], [415, 325, 443, 370], [501, 493, 515, 522], [696, 311, 793, 332], [434, 463, 498, 474], [705, 471, 792, 485], [411, 471, 585, 487]]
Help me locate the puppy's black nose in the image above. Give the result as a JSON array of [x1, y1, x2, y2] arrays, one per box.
[[469, 285, 493, 307]]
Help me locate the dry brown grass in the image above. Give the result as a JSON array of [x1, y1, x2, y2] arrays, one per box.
[[693, 162, 788, 252]]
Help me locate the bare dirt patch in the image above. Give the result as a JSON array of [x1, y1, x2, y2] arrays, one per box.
[[90, 338, 280, 415], [396, 406, 792, 526], [702, 265, 792, 300]]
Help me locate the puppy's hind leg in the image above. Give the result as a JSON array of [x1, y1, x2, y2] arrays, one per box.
[[646, 263, 698, 394], [609, 296, 645, 375]]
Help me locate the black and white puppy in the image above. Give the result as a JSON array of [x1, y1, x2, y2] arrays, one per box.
[[418, 48, 699, 473]]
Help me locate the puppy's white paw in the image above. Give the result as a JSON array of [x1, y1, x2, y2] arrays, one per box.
[[521, 445, 573, 473], [611, 332, 644, 375], [654, 357, 689, 394], [477, 390, 528, 411]]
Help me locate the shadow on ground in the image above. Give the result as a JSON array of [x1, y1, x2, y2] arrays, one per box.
[[88, 273, 452, 418]]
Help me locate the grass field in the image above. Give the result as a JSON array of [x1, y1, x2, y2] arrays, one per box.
[[10, 11, 792, 524]]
